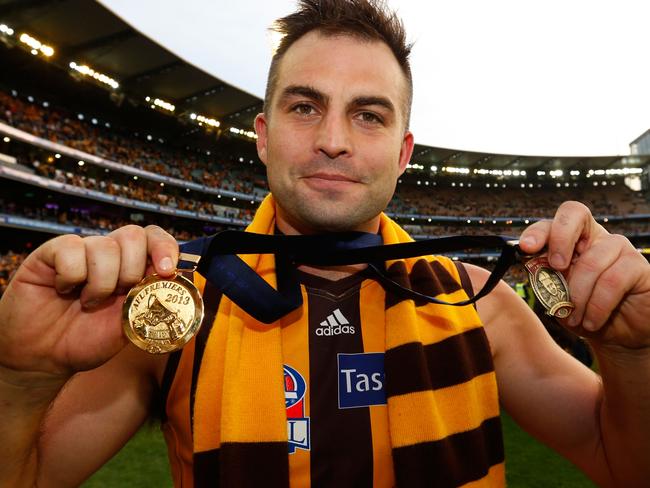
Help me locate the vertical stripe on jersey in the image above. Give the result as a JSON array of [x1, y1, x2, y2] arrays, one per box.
[[190, 279, 223, 420], [281, 286, 312, 487], [306, 278, 373, 488], [359, 279, 395, 488]]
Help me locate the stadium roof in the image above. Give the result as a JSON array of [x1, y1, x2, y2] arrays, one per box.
[[631, 128, 650, 146], [410, 146, 650, 174], [0, 0, 262, 128], [2, 0, 650, 173]]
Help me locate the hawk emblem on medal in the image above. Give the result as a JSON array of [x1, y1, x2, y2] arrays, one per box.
[[122, 273, 204, 354]]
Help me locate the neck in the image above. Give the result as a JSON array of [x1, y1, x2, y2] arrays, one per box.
[[298, 263, 367, 281], [274, 208, 380, 281]]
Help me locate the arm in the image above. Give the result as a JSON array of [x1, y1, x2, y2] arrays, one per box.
[[470, 266, 611, 484], [0, 368, 63, 487], [470, 200, 650, 487], [0, 225, 177, 487], [36, 345, 167, 487], [0, 345, 165, 488]]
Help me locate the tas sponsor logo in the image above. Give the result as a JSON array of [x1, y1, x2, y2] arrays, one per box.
[[284, 364, 310, 454], [316, 308, 356, 336], [337, 353, 386, 409]]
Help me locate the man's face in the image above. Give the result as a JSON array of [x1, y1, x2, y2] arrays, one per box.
[[539, 271, 559, 296], [255, 31, 414, 234]]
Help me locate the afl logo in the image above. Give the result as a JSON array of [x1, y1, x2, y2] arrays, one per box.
[[283, 364, 310, 453], [284, 364, 306, 408]]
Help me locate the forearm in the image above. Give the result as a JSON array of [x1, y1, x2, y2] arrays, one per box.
[[594, 344, 650, 487], [0, 367, 67, 487]]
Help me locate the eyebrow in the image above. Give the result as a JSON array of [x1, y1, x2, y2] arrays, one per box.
[[279, 85, 329, 106], [279, 85, 396, 115], [350, 96, 395, 114]]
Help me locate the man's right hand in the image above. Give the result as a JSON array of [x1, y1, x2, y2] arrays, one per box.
[[0, 224, 179, 382]]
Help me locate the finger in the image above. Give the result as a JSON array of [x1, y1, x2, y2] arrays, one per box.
[[145, 225, 178, 277], [519, 220, 551, 255], [547, 201, 598, 271], [563, 235, 624, 327], [108, 225, 148, 290], [580, 239, 640, 332], [79, 236, 121, 308], [42, 234, 88, 294]]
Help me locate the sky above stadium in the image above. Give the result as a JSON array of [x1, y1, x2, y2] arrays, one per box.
[[99, 0, 650, 157]]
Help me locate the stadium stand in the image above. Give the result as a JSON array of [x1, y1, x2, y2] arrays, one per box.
[[3, 87, 650, 233]]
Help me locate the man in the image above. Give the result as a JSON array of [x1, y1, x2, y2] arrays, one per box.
[[1, 0, 649, 486]]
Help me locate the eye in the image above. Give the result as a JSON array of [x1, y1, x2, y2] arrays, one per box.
[[291, 103, 317, 116], [356, 111, 383, 125]]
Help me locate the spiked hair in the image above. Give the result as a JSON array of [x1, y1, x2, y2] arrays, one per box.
[[264, 0, 413, 128]]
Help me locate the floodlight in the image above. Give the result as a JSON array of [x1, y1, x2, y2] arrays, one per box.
[[69, 61, 119, 89], [0, 24, 15, 36], [19, 32, 54, 57]]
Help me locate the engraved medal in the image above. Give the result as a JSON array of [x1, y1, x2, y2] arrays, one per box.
[[122, 254, 203, 354], [524, 255, 574, 319]]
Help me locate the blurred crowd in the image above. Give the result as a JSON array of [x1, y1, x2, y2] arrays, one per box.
[[401, 220, 650, 238], [387, 183, 650, 219], [0, 251, 27, 296], [0, 91, 268, 197], [11, 146, 650, 238], [0, 197, 214, 242], [32, 162, 254, 222]]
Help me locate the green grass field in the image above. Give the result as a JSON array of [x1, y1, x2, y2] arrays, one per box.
[[501, 413, 595, 487], [82, 426, 173, 488], [82, 413, 595, 487]]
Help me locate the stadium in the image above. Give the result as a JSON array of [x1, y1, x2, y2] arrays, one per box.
[[1, 1, 648, 487]]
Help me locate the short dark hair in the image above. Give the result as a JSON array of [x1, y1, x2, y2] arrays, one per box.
[[264, 0, 413, 128]]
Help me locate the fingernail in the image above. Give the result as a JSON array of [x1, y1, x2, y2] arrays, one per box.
[[583, 319, 594, 331], [521, 236, 536, 247], [550, 253, 565, 268], [159, 257, 173, 271], [83, 298, 101, 309]]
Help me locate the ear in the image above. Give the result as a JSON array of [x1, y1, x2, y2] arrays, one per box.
[[254, 113, 269, 166], [397, 131, 414, 176]]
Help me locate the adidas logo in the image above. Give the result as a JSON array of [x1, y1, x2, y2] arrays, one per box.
[[316, 308, 356, 336]]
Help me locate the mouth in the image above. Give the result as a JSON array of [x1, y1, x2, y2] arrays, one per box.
[[302, 172, 360, 184]]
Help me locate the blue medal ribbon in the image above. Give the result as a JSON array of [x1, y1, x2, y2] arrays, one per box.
[[180, 231, 519, 324]]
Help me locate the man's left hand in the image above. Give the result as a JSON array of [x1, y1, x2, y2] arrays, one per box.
[[519, 200, 650, 350]]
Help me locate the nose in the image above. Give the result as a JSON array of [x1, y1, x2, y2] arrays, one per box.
[[315, 111, 352, 159]]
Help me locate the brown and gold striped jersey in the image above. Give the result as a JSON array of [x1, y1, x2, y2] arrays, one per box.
[[160, 260, 504, 487]]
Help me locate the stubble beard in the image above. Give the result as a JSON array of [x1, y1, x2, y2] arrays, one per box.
[[272, 180, 391, 234], [264, 145, 397, 233]]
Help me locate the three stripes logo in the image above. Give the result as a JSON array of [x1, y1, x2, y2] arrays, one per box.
[[315, 308, 356, 336]]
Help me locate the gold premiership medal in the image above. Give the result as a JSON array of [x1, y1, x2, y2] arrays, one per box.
[[122, 267, 204, 354], [524, 255, 574, 319]]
